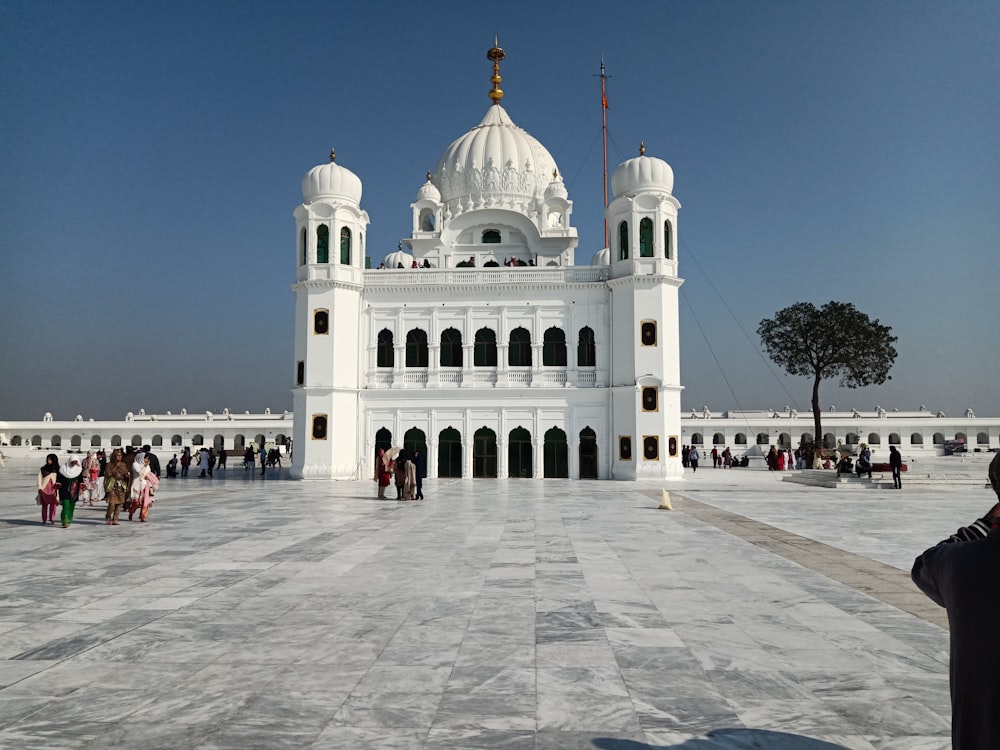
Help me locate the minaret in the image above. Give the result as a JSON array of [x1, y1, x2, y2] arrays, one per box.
[[291, 148, 370, 479], [606, 143, 684, 479]]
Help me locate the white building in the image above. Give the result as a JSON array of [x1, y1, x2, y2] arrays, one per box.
[[290, 43, 684, 481]]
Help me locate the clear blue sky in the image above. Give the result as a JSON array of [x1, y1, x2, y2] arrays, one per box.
[[2, 0, 998, 420]]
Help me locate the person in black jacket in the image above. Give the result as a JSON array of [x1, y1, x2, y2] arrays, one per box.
[[912, 453, 1000, 750], [889, 445, 903, 489]]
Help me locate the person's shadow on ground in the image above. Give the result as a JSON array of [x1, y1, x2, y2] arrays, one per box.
[[592, 729, 851, 749]]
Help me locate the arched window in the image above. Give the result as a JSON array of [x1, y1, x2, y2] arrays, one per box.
[[482, 229, 501, 243], [823, 433, 836, 449], [191, 434, 204, 446], [508, 327, 532, 367], [440, 328, 463, 367], [800, 433, 813, 444], [131, 435, 142, 447], [316, 225, 329, 263], [473, 427, 498, 478], [375, 427, 392, 454], [955, 432, 967, 443], [933, 433, 945, 445], [577, 327, 595, 367], [846, 433, 858, 445], [543, 427, 568, 478], [171, 435, 182, 447], [664, 220, 673, 259], [579, 426, 598, 479], [377, 329, 394, 368], [405, 329, 428, 368], [889, 433, 901, 445], [313, 310, 329, 335], [404, 427, 426, 462], [91, 435, 102, 447], [642, 387, 658, 412], [438, 427, 462, 478], [734, 433, 747, 445], [300, 227, 307, 265], [419, 209, 435, 231], [508, 427, 532, 478], [213, 434, 225, 450], [639, 217, 653, 257], [757, 433, 770, 445], [618, 221, 629, 260], [867, 433, 881, 445], [71, 435, 81, 447], [911, 433, 924, 445], [111, 435, 122, 446], [713, 433, 725, 445], [691, 433, 703, 445], [978, 432, 990, 445], [152, 435, 163, 447], [542, 327, 566, 367], [474, 328, 497, 367], [340, 227, 351, 265], [50, 435, 62, 447]]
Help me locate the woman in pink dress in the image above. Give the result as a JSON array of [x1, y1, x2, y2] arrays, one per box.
[[37, 453, 60, 525]]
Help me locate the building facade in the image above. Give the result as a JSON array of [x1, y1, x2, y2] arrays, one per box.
[[290, 44, 684, 481]]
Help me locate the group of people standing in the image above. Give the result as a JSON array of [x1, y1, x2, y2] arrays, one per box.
[[36, 445, 161, 528], [374, 448, 425, 501]]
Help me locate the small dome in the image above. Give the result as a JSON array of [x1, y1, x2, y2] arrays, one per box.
[[544, 171, 568, 201], [302, 149, 363, 206], [416, 172, 441, 203], [611, 146, 674, 198], [384, 249, 414, 268], [591, 247, 610, 266]]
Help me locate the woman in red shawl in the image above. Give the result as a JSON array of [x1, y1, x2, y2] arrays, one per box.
[[374, 448, 391, 498]]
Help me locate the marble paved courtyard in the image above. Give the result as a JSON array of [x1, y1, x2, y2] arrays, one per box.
[[1, 457, 995, 749]]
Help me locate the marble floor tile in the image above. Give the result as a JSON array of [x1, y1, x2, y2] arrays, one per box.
[[0, 468, 964, 747]]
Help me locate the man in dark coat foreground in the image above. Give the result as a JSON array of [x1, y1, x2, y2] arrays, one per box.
[[912, 453, 1000, 749]]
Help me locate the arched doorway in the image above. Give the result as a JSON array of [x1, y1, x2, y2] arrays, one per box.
[[375, 427, 393, 454], [473, 427, 497, 478], [543, 427, 568, 478], [438, 427, 462, 478], [579, 427, 598, 479], [508, 427, 532, 478], [404, 427, 426, 464]]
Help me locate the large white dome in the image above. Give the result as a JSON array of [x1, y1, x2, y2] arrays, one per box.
[[302, 151, 363, 206], [611, 149, 674, 198], [433, 105, 558, 211]]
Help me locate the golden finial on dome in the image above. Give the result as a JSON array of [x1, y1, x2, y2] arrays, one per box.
[[329, 148, 336, 162], [487, 36, 505, 105], [639, 142, 645, 156], [552, 168, 558, 179]]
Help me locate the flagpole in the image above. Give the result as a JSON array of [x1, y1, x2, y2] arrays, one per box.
[[599, 59, 609, 249]]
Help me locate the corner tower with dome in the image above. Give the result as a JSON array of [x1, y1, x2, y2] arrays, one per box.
[[291, 42, 684, 481]]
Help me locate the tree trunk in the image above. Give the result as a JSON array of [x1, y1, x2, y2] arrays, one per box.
[[812, 373, 823, 454]]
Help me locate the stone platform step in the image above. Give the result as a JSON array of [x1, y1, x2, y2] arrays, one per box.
[[782, 471, 988, 489]]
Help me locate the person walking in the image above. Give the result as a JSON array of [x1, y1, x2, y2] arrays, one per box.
[[180, 448, 190, 477], [414, 450, 425, 500], [259, 444, 267, 476], [912, 453, 1000, 749], [80, 451, 102, 505], [103, 449, 131, 526], [56, 456, 83, 527], [374, 448, 390, 498], [710, 446, 719, 468], [889, 445, 903, 489], [687, 446, 700, 472], [37, 453, 61, 525]]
